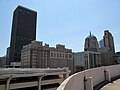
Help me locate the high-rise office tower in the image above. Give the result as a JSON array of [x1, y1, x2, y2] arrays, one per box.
[[103, 30, 115, 53], [84, 32, 101, 69], [84, 32, 99, 52], [9, 5, 37, 64], [99, 30, 115, 65]]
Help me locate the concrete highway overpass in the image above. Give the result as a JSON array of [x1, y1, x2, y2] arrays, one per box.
[[0, 68, 70, 90]]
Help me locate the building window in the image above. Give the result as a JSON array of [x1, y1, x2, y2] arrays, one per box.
[[51, 52, 53, 57], [62, 54, 64, 58], [60, 53, 61, 58], [65, 54, 68, 58], [54, 53, 56, 57], [57, 53, 59, 57], [69, 54, 72, 58]]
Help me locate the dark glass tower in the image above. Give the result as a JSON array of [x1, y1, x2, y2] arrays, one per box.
[[9, 5, 37, 64]]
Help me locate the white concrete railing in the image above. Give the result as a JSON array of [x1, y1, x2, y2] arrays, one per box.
[[57, 64, 120, 90]]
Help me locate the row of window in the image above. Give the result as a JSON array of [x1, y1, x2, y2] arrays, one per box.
[[50, 52, 72, 59], [21, 62, 30, 66]]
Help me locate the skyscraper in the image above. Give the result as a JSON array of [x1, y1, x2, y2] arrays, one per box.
[[84, 32, 101, 69], [99, 30, 115, 65], [103, 30, 115, 53], [84, 32, 99, 52], [9, 5, 37, 64], [84, 30, 115, 68]]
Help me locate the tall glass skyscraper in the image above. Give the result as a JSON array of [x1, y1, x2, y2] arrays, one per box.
[[9, 5, 37, 64]]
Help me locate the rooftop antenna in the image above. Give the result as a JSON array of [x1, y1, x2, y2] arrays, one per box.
[[89, 30, 92, 37]]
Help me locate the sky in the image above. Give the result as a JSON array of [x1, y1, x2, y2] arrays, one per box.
[[0, 0, 120, 57]]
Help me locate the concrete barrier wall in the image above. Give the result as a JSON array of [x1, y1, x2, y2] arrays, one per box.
[[57, 64, 120, 90], [57, 71, 85, 90], [105, 65, 120, 78], [84, 67, 105, 86]]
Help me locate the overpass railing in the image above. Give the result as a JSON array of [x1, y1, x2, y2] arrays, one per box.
[[57, 64, 120, 90]]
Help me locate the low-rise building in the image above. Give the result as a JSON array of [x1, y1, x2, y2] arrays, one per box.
[[21, 41, 74, 74], [73, 52, 84, 72], [115, 52, 120, 64], [0, 56, 6, 68], [84, 51, 101, 69]]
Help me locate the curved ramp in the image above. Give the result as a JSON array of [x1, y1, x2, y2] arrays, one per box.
[[57, 64, 120, 90]]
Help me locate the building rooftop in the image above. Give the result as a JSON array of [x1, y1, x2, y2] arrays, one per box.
[[15, 5, 37, 13]]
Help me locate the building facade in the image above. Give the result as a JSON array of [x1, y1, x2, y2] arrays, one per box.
[[73, 52, 84, 72], [84, 51, 101, 69], [21, 41, 49, 68], [99, 30, 115, 66], [0, 56, 6, 68], [21, 41, 74, 73], [115, 52, 120, 64], [84, 30, 115, 69], [104, 30, 115, 52], [9, 5, 37, 65], [49, 44, 74, 73], [84, 32, 101, 69], [99, 39, 104, 48], [6, 47, 10, 65]]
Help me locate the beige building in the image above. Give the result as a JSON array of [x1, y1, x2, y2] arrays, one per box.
[[21, 41, 49, 68], [84, 51, 101, 69], [84, 30, 116, 69], [84, 31, 99, 52], [84, 32, 101, 69], [99, 30, 115, 66], [21, 41, 74, 73]]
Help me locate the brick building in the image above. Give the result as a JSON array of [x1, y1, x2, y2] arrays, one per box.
[[21, 41, 74, 73]]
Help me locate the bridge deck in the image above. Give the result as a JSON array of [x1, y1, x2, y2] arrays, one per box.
[[100, 79, 120, 90]]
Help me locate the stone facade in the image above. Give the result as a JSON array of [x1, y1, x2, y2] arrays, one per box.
[[99, 30, 115, 66], [84, 30, 116, 69], [0, 56, 6, 68], [84, 51, 101, 69], [21, 41, 74, 73], [84, 32, 99, 52], [84, 32, 101, 69], [115, 52, 120, 64]]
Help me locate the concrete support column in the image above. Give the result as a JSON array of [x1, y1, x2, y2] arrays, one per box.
[[63, 67, 70, 79], [38, 76, 44, 90], [85, 77, 93, 90], [6, 75, 12, 90], [63, 72, 69, 79], [104, 70, 111, 82], [88, 53, 90, 69]]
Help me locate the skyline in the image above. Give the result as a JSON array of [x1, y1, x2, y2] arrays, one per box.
[[0, 0, 120, 56]]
